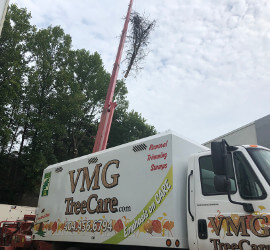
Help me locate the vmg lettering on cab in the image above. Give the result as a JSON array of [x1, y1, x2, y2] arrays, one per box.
[[208, 215, 270, 238]]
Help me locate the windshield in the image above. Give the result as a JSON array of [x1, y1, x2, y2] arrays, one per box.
[[247, 148, 270, 186]]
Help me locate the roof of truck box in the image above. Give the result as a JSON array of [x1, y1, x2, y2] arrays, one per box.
[[46, 130, 205, 169]]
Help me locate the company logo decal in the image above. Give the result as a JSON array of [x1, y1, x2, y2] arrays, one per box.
[[41, 172, 51, 197], [64, 159, 124, 215], [33, 166, 174, 243]]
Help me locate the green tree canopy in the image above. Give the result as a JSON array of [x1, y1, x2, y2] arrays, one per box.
[[0, 4, 156, 205]]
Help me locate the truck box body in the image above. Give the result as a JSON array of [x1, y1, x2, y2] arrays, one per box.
[[0, 204, 36, 221], [33, 131, 208, 248]]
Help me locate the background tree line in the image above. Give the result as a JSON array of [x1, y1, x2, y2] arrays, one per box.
[[0, 4, 156, 206]]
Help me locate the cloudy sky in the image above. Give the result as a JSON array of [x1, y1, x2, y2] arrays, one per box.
[[9, 0, 270, 144]]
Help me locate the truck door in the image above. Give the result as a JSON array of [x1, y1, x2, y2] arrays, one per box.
[[192, 150, 270, 250]]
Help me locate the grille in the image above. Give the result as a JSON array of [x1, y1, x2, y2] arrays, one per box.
[[55, 167, 63, 173], [88, 157, 98, 164], [133, 143, 147, 152]]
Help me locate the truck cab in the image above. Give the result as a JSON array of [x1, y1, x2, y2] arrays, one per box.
[[188, 143, 270, 250]]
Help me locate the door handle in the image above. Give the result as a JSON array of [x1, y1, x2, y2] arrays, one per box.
[[188, 170, 194, 221], [198, 219, 208, 239]]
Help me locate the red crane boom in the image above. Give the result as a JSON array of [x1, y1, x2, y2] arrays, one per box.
[[92, 0, 133, 153]]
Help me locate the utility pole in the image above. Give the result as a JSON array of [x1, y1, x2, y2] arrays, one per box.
[[93, 0, 133, 153]]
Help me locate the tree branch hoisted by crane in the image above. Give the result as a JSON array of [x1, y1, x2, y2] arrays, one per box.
[[123, 11, 156, 78]]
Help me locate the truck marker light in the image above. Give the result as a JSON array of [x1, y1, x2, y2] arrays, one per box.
[[175, 240, 180, 247], [249, 145, 258, 147], [166, 239, 172, 247]]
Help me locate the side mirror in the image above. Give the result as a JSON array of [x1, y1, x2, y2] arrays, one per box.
[[214, 175, 228, 193], [211, 140, 227, 176], [211, 141, 254, 213]]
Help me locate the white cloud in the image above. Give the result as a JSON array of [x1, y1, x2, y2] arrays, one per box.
[[10, 0, 270, 143]]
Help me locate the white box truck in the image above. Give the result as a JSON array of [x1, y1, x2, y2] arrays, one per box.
[[33, 131, 270, 249]]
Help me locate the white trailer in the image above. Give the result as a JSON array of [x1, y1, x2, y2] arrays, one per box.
[[0, 204, 35, 221], [33, 131, 270, 249]]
